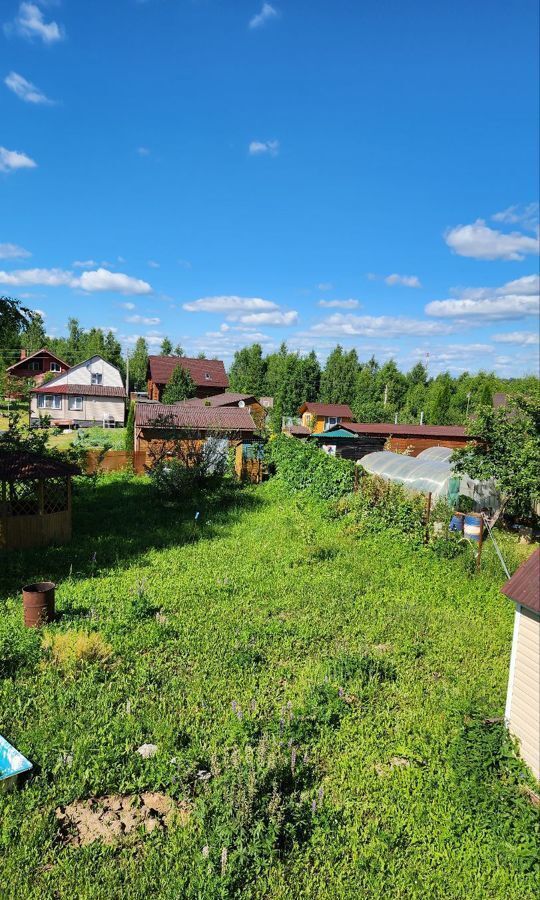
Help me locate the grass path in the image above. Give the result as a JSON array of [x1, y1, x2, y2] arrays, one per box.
[[0, 476, 537, 899]]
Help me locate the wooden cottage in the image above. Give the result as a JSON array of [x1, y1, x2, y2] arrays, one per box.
[[0, 451, 80, 550], [312, 422, 474, 460], [297, 403, 354, 434], [5, 348, 69, 397], [134, 402, 260, 480], [146, 356, 229, 401], [501, 549, 540, 781], [179, 392, 267, 428], [30, 356, 126, 428]]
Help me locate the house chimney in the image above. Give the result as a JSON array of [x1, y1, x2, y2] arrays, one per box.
[[20, 349, 27, 360]]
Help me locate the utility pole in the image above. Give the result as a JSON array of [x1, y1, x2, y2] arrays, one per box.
[[383, 383, 388, 407], [466, 391, 472, 417], [125, 350, 130, 398], [420, 411, 424, 425]]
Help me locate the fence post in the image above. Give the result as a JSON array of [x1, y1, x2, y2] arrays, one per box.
[[354, 464, 359, 493], [424, 492, 432, 544], [476, 514, 484, 573]]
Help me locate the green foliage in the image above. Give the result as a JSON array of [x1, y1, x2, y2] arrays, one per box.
[[270, 434, 355, 499], [125, 401, 135, 451], [129, 336, 149, 392], [453, 393, 540, 518], [336, 473, 426, 541], [161, 364, 196, 403], [0, 475, 537, 897], [229, 342, 267, 395], [160, 337, 173, 355]]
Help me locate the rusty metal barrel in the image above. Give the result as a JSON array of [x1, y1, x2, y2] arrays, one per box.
[[22, 582, 56, 627]]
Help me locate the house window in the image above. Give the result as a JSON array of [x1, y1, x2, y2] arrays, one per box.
[[68, 396, 83, 411], [28, 361, 41, 371], [91, 373, 103, 385], [37, 394, 62, 409], [50, 362, 61, 372], [326, 417, 338, 428]]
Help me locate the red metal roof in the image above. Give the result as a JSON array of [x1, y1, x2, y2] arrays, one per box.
[[147, 356, 229, 388], [177, 392, 258, 408], [501, 549, 540, 615], [135, 402, 256, 431], [0, 451, 81, 482], [298, 402, 354, 417], [31, 384, 126, 397], [333, 422, 471, 438], [6, 347, 69, 374], [288, 425, 311, 436]]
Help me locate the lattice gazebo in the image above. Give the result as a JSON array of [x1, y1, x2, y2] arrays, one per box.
[[0, 452, 81, 551]]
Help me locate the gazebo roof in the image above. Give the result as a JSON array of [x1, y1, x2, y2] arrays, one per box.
[[0, 451, 81, 482]]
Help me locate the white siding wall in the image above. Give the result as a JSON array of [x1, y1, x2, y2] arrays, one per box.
[[31, 396, 125, 425], [37, 355, 123, 389], [506, 605, 540, 781]]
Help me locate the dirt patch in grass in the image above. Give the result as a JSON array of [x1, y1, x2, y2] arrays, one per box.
[[56, 792, 190, 847]]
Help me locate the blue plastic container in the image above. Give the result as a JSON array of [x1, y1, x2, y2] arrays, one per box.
[[464, 514, 483, 543], [449, 513, 464, 533], [0, 735, 32, 791]]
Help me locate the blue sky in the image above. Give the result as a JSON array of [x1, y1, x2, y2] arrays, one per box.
[[1, 0, 539, 375]]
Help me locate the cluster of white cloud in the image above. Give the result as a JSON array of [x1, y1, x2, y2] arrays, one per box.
[[445, 219, 539, 261], [492, 203, 538, 231], [183, 294, 298, 327], [4, 70, 52, 104], [309, 313, 455, 339], [425, 275, 539, 321], [0, 266, 152, 295], [318, 299, 359, 309], [492, 331, 539, 346], [4, 2, 64, 44], [249, 140, 279, 156], [0, 242, 31, 259], [385, 273, 421, 288], [249, 3, 278, 29], [0, 146, 37, 173], [125, 314, 161, 325]]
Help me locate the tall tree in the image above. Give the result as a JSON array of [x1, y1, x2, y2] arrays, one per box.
[[160, 337, 173, 355], [20, 312, 47, 352], [320, 346, 358, 405], [229, 344, 267, 395], [129, 337, 149, 391], [162, 365, 196, 403], [425, 374, 453, 424], [173, 344, 185, 356]]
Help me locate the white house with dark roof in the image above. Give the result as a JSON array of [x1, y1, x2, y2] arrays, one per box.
[[30, 356, 126, 428]]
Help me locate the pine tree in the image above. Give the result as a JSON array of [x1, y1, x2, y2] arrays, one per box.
[[20, 312, 47, 352], [160, 337, 173, 355], [229, 344, 267, 395], [320, 346, 358, 405], [162, 364, 196, 403], [125, 401, 135, 450], [173, 344, 185, 356]]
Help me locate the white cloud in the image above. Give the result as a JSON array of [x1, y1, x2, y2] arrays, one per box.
[[0, 146, 37, 172], [125, 314, 161, 325], [318, 298, 359, 309], [492, 203, 538, 231], [72, 259, 97, 269], [32, 307, 46, 318], [0, 266, 152, 295], [121, 301, 136, 310], [426, 274, 539, 321], [0, 242, 31, 259], [77, 268, 152, 295], [309, 313, 456, 338], [4, 71, 52, 104], [445, 218, 539, 260], [249, 3, 278, 29], [237, 310, 298, 326], [7, 2, 64, 44], [317, 282, 334, 291], [249, 140, 279, 156], [183, 295, 278, 313], [385, 273, 422, 288], [147, 260, 160, 268], [492, 331, 540, 345], [122, 331, 164, 348], [0, 267, 72, 287]]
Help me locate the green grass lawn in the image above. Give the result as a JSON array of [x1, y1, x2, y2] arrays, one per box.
[[0, 475, 538, 899]]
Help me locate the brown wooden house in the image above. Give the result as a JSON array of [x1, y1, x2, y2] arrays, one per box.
[[179, 392, 267, 428], [5, 348, 69, 395], [297, 402, 354, 433], [313, 422, 474, 459], [146, 356, 229, 401]]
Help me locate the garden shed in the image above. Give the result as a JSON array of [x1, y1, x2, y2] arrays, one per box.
[[0, 452, 80, 551], [502, 549, 540, 782]]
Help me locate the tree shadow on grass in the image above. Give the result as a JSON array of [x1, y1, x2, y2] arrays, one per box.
[[0, 474, 264, 597]]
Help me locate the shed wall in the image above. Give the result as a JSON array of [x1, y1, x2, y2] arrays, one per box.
[[507, 605, 540, 781]]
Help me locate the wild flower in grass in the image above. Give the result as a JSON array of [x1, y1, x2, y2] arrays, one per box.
[[318, 786, 324, 803], [338, 687, 344, 698], [290, 747, 297, 775], [311, 799, 317, 814], [220, 847, 228, 874], [202, 845, 210, 859]]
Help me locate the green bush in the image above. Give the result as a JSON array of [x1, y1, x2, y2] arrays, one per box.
[[269, 434, 355, 499], [336, 473, 426, 542]]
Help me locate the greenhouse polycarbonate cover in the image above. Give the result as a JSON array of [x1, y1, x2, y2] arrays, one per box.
[[417, 446, 453, 462], [359, 450, 499, 511]]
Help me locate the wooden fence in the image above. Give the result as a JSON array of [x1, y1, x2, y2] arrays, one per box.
[[84, 450, 148, 475]]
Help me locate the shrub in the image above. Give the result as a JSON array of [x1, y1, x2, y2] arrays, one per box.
[[42, 630, 112, 672], [336, 474, 426, 541], [270, 434, 355, 500]]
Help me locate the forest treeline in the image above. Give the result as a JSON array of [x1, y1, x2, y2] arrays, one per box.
[[1, 309, 537, 427]]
